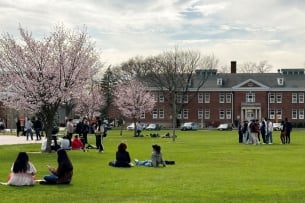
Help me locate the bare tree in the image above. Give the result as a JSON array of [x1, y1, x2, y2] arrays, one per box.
[[140, 48, 218, 141], [0, 25, 99, 151], [239, 60, 272, 73]]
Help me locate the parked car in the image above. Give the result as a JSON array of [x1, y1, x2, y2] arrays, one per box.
[[126, 123, 146, 130], [146, 123, 161, 131], [180, 122, 199, 131], [217, 123, 233, 131], [273, 122, 281, 131]]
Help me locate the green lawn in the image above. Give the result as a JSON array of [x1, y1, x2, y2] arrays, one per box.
[[1, 129, 305, 203]]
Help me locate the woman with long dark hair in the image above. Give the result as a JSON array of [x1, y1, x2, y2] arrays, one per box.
[[41, 149, 73, 184], [94, 119, 104, 152], [8, 152, 37, 186], [109, 142, 132, 167]]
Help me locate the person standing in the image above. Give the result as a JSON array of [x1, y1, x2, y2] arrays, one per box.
[[280, 120, 286, 144], [8, 152, 37, 186], [249, 119, 260, 145], [33, 117, 42, 140], [135, 121, 142, 137], [66, 118, 74, 146], [238, 121, 243, 143], [94, 119, 104, 152], [266, 118, 273, 144], [242, 120, 249, 144], [284, 117, 292, 144], [260, 118, 267, 144], [16, 118, 21, 137], [41, 149, 73, 184], [82, 119, 90, 146], [24, 117, 33, 141]]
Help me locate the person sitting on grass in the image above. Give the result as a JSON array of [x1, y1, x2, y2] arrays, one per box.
[[109, 142, 133, 167], [7, 152, 37, 186], [135, 144, 166, 167], [71, 135, 84, 150], [41, 149, 73, 184]]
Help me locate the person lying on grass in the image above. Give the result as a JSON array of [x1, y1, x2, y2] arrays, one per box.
[[135, 144, 166, 167], [40, 149, 73, 184]]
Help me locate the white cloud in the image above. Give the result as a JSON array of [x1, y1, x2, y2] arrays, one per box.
[[0, 0, 304, 70]]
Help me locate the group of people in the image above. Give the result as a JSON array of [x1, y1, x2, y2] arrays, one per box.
[[238, 117, 292, 145], [109, 142, 174, 168], [16, 117, 43, 141], [5, 141, 172, 186], [6, 149, 73, 186]]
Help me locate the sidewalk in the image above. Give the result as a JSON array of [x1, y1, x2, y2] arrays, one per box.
[[0, 135, 42, 145]]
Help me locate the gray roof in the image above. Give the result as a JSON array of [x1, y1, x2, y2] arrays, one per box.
[[198, 73, 305, 91]]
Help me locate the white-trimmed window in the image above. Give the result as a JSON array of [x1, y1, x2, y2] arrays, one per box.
[[299, 109, 304, 119], [198, 109, 203, 119], [226, 109, 231, 119], [276, 109, 282, 120], [205, 109, 210, 119], [269, 93, 275, 103], [299, 93, 304, 103], [152, 109, 158, 119], [140, 112, 145, 119], [269, 109, 275, 119], [183, 109, 189, 119], [177, 113, 182, 119], [176, 93, 182, 103], [226, 93, 231, 103], [292, 109, 297, 119], [159, 109, 164, 119], [159, 93, 164, 103], [219, 93, 225, 103], [246, 93, 255, 103], [183, 94, 188, 104], [276, 93, 282, 103], [219, 109, 225, 119], [292, 93, 297, 103], [153, 93, 158, 102], [205, 93, 210, 103], [198, 93, 204, 103]]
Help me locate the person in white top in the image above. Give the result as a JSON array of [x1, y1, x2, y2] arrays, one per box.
[[24, 117, 34, 141], [8, 152, 37, 186]]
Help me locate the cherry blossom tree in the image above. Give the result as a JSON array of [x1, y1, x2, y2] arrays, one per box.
[[114, 80, 155, 136], [0, 25, 100, 152], [74, 85, 105, 121]]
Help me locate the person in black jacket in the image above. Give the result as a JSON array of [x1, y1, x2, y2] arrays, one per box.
[[109, 142, 132, 167]]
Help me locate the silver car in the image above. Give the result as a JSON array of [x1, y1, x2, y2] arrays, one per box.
[[180, 122, 199, 131]]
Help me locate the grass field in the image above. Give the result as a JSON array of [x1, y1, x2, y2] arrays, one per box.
[[1, 129, 305, 203]]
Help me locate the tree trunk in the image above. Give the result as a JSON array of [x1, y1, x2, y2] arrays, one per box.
[[171, 93, 177, 142]]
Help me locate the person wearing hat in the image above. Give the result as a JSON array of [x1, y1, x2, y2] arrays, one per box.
[[134, 144, 166, 167]]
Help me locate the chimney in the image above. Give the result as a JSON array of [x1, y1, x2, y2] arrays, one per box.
[[231, 61, 236, 74]]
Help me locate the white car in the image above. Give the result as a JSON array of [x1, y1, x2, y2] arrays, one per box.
[[126, 123, 146, 130], [273, 123, 282, 131], [217, 123, 233, 131], [180, 122, 199, 131], [126, 123, 135, 130]]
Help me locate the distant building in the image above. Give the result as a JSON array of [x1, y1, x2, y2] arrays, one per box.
[[130, 62, 305, 128]]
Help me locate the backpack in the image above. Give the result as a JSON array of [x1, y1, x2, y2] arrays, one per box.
[[242, 123, 248, 133], [250, 122, 259, 133]]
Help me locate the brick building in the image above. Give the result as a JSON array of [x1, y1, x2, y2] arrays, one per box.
[[137, 62, 305, 128]]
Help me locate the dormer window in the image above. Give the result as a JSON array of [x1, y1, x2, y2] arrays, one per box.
[[277, 78, 284, 86], [217, 78, 223, 86]]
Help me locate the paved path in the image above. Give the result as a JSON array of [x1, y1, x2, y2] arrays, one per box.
[[0, 135, 42, 145]]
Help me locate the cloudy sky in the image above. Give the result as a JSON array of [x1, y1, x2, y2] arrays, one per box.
[[1, 0, 305, 71]]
